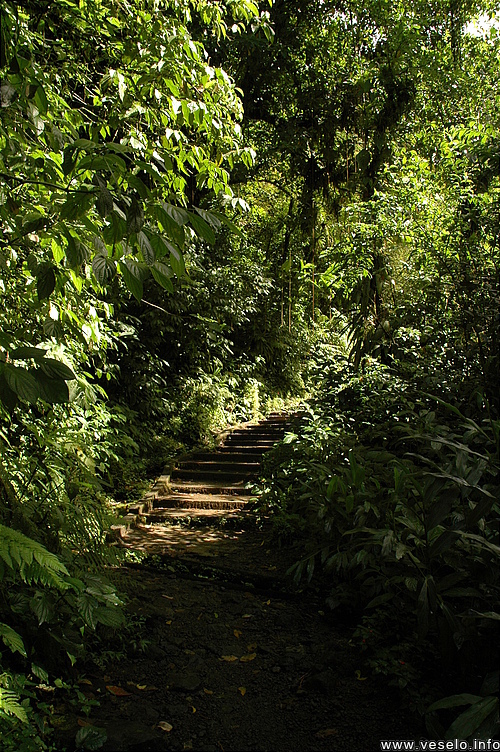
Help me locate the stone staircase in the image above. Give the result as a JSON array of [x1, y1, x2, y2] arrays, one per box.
[[122, 412, 292, 528]]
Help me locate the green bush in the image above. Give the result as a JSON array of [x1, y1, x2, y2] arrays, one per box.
[[258, 355, 500, 718]]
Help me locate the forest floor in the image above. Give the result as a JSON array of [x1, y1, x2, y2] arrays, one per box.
[[63, 518, 424, 752]]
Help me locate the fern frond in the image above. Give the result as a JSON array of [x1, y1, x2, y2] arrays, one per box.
[[0, 524, 69, 589], [60, 492, 120, 571], [0, 623, 27, 657], [0, 687, 28, 723]]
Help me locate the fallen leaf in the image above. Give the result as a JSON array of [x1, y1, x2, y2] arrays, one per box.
[[162, 594, 174, 600], [78, 679, 93, 686], [265, 600, 271, 605], [190, 706, 196, 713], [233, 629, 242, 639], [242, 614, 253, 619], [158, 721, 173, 732], [166, 620, 173, 625], [106, 685, 131, 696], [315, 729, 338, 739], [246, 643, 257, 652], [240, 653, 256, 662], [221, 655, 238, 662], [238, 687, 246, 696], [77, 718, 92, 727], [203, 688, 213, 695], [103, 675, 111, 682], [355, 670, 367, 681], [197, 613, 203, 620]]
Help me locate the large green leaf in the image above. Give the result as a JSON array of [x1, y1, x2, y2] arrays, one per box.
[[148, 232, 169, 259], [40, 358, 76, 380], [34, 371, 70, 403], [162, 202, 189, 226], [152, 204, 185, 247], [187, 210, 216, 244], [94, 605, 125, 628], [0, 374, 19, 411], [0, 623, 27, 657], [356, 148, 371, 172], [151, 261, 174, 292], [137, 230, 155, 264], [211, 210, 243, 237], [3, 364, 40, 403], [10, 347, 47, 361], [445, 696, 498, 740], [43, 316, 63, 339], [75, 725, 108, 751], [65, 236, 90, 269], [120, 259, 145, 300], [34, 83, 48, 114], [428, 694, 483, 712], [37, 262, 56, 300], [169, 248, 185, 278], [102, 211, 127, 244], [127, 173, 150, 199], [96, 186, 114, 218], [193, 206, 222, 230], [60, 191, 95, 220], [92, 253, 117, 285], [126, 196, 144, 233]]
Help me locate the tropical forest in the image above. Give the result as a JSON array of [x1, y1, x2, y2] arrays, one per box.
[[0, 0, 499, 750]]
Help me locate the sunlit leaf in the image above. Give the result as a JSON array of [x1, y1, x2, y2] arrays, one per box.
[[158, 721, 173, 732], [106, 685, 131, 696], [239, 653, 256, 662]]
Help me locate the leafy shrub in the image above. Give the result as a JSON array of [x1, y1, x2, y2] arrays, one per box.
[[258, 355, 500, 718]]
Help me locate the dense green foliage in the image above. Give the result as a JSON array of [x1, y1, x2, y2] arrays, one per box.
[[1, 0, 499, 746]]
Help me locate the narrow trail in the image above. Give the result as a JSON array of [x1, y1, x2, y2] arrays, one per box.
[[81, 415, 421, 752]]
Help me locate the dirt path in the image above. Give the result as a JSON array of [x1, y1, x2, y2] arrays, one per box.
[[70, 418, 422, 751], [73, 522, 422, 752]]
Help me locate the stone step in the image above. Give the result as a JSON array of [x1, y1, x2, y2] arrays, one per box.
[[216, 444, 273, 453], [189, 451, 263, 462], [169, 481, 255, 495], [154, 494, 247, 510], [229, 428, 285, 437], [176, 460, 261, 472], [224, 438, 278, 447], [119, 412, 297, 532], [145, 508, 245, 522], [170, 468, 257, 482], [258, 418, 290, 424]]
